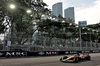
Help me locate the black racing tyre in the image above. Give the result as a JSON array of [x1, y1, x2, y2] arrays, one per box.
[[88, 56, 91, 60], [75, 58, 79, 62], [60, 58, 62, 61], [85, 56, 91, 60], [83, 58, 86, 61]]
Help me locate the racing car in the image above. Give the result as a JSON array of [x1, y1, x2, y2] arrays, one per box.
[[60, 53, 91, 63]]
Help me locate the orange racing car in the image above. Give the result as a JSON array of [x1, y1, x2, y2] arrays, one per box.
[[60, 53, 91, 62]]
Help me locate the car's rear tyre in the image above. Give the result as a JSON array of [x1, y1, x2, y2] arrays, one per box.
[[85, 56, 91, 60], [83, 58, 86, 61], [75, 58, 79, 62]]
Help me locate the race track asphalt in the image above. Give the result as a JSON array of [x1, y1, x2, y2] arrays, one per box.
[[0, 53, 100, 66]]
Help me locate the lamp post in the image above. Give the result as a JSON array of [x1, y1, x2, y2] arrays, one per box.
[[4, 4, 16, 50], [89, 32, 92, 50], [7, 4, 16, 50], [79, 26, 82, 50]]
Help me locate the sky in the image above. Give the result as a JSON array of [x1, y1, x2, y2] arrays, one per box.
[[43, 0, 100, 25]]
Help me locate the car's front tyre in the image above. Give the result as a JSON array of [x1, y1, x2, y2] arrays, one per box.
[[88, 56, 91, 60], [60, 58, 63, 61]]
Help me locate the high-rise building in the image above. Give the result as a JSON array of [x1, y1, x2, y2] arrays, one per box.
[[52, 2, 63, 17], [64, 7, 75, 23]]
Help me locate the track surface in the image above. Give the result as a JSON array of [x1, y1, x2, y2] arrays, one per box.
[[0, 53, 100, 66]]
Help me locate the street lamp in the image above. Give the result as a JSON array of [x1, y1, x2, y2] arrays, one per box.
[[69, 23, 72, 26], [27, 10, 32, 14], [41, 14, 45, 17], [10, 4, 15, 9], [82, 27, 85, 29], [62, 20, 65, 23], [52, 18, 55, 20]]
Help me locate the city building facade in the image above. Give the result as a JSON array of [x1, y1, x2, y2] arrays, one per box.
[[78, 21, 87, 27], [52, 2, 63, 17], [64, 7, 75, 23]]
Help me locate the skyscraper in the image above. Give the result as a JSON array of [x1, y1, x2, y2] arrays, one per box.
[[64, 7, 75, 23], [52, 2, 63, 17]]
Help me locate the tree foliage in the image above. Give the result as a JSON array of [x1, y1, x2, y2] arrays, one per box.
[[87, 23, 100, 43], [0, 0, 49, 45]]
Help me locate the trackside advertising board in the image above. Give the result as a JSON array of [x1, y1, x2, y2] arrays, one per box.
[[0, 50, 100, 57]]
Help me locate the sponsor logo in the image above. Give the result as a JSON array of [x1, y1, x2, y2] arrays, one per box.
[[0, 53, 3, 56], [46, 52, 58, 55], [82, 51, 90, 53], [70, 51, 77, 54], [82, 51, 84, 53], [65, 52, 69, 54], [6, 52, 27, 57], [93, 50, 99, 52], [84, 51, 90, 53], [38, 52, 45, 55]]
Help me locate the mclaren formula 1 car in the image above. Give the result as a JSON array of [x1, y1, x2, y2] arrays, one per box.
[[60, 53, 91, 63]]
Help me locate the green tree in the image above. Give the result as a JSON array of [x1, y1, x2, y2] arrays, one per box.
[[78, 23, 100, 43], [37, 19, 79, 46], [0, 0, 49, 45]]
